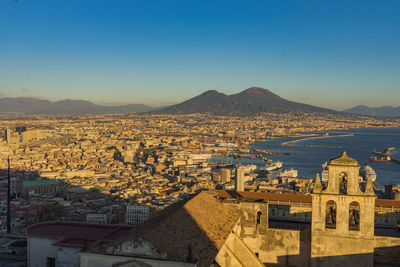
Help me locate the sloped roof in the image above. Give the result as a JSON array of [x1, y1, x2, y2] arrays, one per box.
[[24, 221, 133, 248], [215, 190, 312, 203], [375, 199, 400, 208], [216, 190, 400, 209], [140, 191, 239, 266], [23, 179, 59, 187], [97, 191, 240, 266]]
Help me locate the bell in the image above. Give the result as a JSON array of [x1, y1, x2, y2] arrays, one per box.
[[349, 209, 358, 225], [330, 207, 336, 223], [326, 213, 333, 225], [326, 207, 335, 225]]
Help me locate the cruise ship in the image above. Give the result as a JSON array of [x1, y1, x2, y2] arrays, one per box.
[[261, 161, 283, 172], [360, 164, 377, 182], [279, 168, 298, 178]]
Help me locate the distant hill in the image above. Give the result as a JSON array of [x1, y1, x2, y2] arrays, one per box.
[[0, 97, 154, 115], [344, 105, 400, 117], [153, 87, 337, 115]]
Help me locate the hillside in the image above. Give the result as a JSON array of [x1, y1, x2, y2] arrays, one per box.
[[154, 87, 337, 115], [344, 105, 400, 117], [0, 97, 154, 115]]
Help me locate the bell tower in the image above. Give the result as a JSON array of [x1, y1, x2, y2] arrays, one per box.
[[311, 152, 376, 267]]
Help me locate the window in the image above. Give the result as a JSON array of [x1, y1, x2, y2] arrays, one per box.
[[349, 201, 360, 231], [46, 257, 56, 267], [325, 200, 337, 229]]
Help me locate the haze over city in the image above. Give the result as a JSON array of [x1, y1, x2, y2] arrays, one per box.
[[1, 0, 400, 109]]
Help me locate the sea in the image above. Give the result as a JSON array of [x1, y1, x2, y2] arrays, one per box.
[[210, 128, 400, 189]]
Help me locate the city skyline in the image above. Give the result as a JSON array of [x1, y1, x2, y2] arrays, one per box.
[[1, 1, 400, 109]]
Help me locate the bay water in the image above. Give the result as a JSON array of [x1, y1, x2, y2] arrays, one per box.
[[211, 128, 400, 189]]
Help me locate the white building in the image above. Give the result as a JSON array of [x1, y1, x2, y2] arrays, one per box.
[[86, 211, 111, 224], [220, 168, 231, 183], [235, 166, 245, 192], [24, 221, 133, 267], [126, 205, 149, 225]]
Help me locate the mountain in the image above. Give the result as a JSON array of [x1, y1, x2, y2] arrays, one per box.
[[154, 87, 337, 115], [0, 97, 155, 115], [344, 105, 400, 117]]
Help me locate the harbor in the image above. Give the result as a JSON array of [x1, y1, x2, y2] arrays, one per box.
[[208, 128, 400, 189], [280, 133, 354, 148]]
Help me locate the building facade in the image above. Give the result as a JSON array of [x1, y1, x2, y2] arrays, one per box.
[[235, 166, 244, 192], [126, 205, 149, 225], [311, 152, 376, 266], [221, 168, 231, 183]]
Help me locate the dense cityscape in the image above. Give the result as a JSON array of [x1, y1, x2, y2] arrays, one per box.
[[0, 111, 400, 266], [0, 112, 399, 233], [2, 1, 400, 266]]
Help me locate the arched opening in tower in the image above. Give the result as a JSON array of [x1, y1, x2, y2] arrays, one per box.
[[339, 172, 348, 194], [325, 200, 337, 229], [349, 201, 360, 231]]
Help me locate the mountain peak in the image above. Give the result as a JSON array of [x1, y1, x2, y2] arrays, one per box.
[[153, 87, 335, 115], [201, 90, 224, 96], [0, 97, 154, 115], [241, 87, 280, 98], [344, 105, 400, 117]]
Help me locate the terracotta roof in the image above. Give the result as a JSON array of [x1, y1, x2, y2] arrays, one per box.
[[215, 190, 312, 203], [216, 190, 400, 209], [375, 199, 400, 208], [24, 221, 133, 248]]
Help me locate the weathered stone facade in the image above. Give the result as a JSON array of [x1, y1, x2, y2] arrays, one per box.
[[311, 152, 376, 266], [217, 152, 400, 267]]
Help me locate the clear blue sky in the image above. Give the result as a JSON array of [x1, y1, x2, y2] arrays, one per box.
[[0, 0, 399, 109]]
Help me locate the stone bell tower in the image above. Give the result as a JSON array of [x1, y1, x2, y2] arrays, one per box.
[[311, 152, 376, 267]]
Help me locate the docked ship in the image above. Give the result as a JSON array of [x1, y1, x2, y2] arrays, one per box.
[[279, 168, 298, 178], [242, 164, 257, 173], [368, 156, 391, 163], [190, 153, 212, 161], [373, 147, 395, 156], [261, 161, 283, 172], [360, 164, 377, 182]]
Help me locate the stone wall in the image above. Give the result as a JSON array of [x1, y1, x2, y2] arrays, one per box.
[[269, 204, 312, 223], [216, 229, 264, 267], [223, 201, 311, 266], [240, 227, 310, 266], [375, 211, 399, 228], [374, 236, 400, 265], [311, 235, 374, 267]]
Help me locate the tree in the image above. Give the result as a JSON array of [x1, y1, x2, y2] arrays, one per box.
[[36, 203, 65, 222]]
